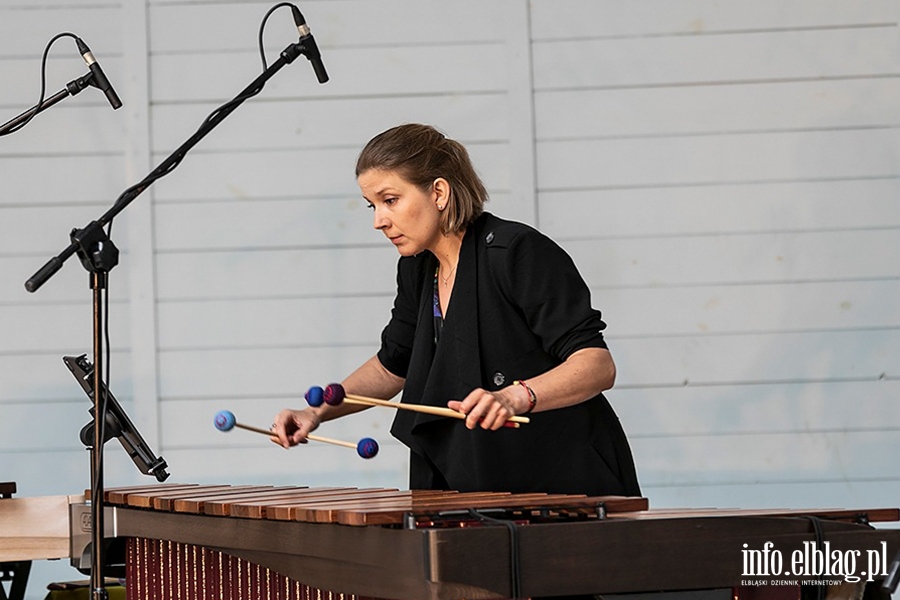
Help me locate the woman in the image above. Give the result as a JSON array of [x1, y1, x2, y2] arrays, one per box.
[[273, 124, 640, 497]]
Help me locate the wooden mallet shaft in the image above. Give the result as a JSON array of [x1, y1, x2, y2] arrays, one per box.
[[214, 410, 378, 458], [234, 422, 357, 450], [341, 392, 530, 426]]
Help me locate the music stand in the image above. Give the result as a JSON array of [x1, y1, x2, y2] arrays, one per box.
[[63, 354, 169, 482]]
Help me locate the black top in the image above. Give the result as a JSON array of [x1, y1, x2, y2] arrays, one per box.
[[378, 212, 640, 496]]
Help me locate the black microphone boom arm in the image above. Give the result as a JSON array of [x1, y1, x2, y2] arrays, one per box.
[[25, 37, 322, 293]]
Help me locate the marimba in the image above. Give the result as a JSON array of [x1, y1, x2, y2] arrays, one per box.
[[69, 483, 900, 600]]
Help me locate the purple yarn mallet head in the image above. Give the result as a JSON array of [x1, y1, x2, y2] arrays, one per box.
[[323, 383, 346, 406]]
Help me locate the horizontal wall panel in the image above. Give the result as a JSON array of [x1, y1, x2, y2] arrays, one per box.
[[155, 246, 399, 300], [537, 129, 900, 191], [154, 192, 513, 253], [0, 2, 119, 14], [155, 197, 380, 250], [0, 155, 127, 206], [157, 345, 374, 399], [481, 193, 529, 227], [531, 0, 899, 40], [157, 295, 393, 350], [1, 56, 124, 110], [610, 379, 900, 436], [0, 351, 132, 403], [0, 401, 111, 452], [3, 449, 152, 498], [150, 93, 509, 153], [3, 0, 899, 534], [0, 301, 131, 353], [7, 261, 134, 307], [533, 27, 900, 90], [539, 179, 900, 239], [167, 381, 900, 450], [642, 479, 900, 512], [155, 330, 899, 400], [535, 78, 900, 140], [567, 229, 900, 287], [0, 7, 122, 58], [149, 143, 510, 202], [155, 274, 900, 355], [631, 430, 900, 485], [0, 450, 91, 497], [0, 106, 128, 155], [149, 1, 504, 53], [159, 444, 409, 490], [149, 44, 506, 103], [0, 257, 97, 304], [1, 205, 118, 255], [597, 280, 900, 337], [148, 147, 357, 200], [154, 278, 900, 350], [609, 329, 899, 387]]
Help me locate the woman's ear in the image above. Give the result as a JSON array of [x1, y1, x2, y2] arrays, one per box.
[[433, 177, 451, 210]]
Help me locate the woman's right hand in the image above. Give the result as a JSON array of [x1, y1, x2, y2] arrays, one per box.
[[271, 408, 321, 449]]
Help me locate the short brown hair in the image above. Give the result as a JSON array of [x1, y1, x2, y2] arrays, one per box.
[[355, 124, 488, 234]]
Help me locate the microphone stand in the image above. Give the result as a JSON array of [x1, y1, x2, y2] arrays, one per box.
[[24, 38, 321, 600], [0, 72, 97, 135]]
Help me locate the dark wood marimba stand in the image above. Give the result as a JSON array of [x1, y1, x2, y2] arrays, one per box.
[[77, 483, 900, 600], [0, 483, 31, 600]]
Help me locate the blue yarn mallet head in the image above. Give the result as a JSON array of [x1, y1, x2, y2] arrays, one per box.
[[356, 437, 379, 459], [214, 410, 237, 432], [305, 386, 325, 407]]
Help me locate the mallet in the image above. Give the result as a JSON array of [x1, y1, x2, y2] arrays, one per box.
[[305, 384, 529, 427], [213, 409, 379, 459]]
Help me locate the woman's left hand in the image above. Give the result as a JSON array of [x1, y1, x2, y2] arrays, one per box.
[[448, 385, 530, 430]]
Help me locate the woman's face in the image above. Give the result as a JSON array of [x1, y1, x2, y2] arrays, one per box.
[[358, 169, 446, 256]]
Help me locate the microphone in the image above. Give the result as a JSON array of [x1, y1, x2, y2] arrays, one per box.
[[75, 37, 122, 109], [291, 6, 328, 84]]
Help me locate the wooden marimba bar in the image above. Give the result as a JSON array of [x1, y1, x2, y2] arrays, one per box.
[[85, 483, 900, 600], [93, 483, 646, 600], [99, 482, 644, 526]]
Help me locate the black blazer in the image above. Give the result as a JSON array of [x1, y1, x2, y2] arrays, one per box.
[[378, 213, 640, 496]]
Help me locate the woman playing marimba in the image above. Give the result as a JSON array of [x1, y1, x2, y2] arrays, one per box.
[[273, 124, 640, 498]]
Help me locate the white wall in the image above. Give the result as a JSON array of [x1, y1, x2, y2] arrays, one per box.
[[1, 1, 898, 597]]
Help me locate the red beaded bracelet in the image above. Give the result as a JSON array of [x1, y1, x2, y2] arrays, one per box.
[[513, 380, 537, 414]]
